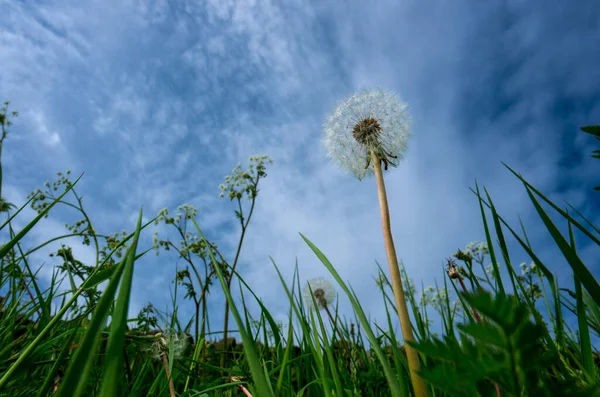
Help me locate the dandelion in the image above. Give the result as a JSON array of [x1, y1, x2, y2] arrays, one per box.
[[323, 88, 411, 181], [148, 331, 189, 362], [302, 277, 337, 326], [147, 332, 189, 397], [323, 88, 427, 397], [302, 277, 336, 310]]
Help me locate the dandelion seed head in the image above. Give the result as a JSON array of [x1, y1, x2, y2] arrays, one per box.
[[302, 277, 336, 310], [147, 331, 189, 361], [323, 88, 412, 180]]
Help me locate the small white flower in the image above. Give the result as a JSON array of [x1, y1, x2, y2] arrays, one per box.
[[375, 273, 389, 288], [485, 264, 496, 279], [519, 262, 529, 275], [419, 286, 435, 307], [302, 278, 336, 310], [477, 242, 489, 255], [465, 241, 478, 252], [323, 88, 412, 180]]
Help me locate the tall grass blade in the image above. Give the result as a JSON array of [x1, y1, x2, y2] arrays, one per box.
[[474, 182, 505, 295], [523, 185, 600, 307], [98, 208, 143, 397], [568, 217, 596, 384], [300, 232, 406, 397], [503, 163, 600, 245], [191, 217, 274, 397]]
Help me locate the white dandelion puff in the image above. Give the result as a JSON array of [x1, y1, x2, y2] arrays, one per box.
[[147, 332, 189, 361], [323, 88, 412, 180], [302, 278, 336, 310]]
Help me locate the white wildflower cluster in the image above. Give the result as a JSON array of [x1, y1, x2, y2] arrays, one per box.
[[419, 286, 462, 316], [219, 155, 272, 200], [176, 204, 197, 222], [375, 272, 390, 288], [155, 207, 170, 225], [323, 88, 412, 180], [431, 288, 448, 313], [400, 275, 416, 298], [152, 204, 200, 255], [178, 233, 200, 256], [464, 241, 489, 263], [484, 263, 496, 279], [519, 262, 537, 276], [419, 286, 436, 307], [302, 278, 336, 310]]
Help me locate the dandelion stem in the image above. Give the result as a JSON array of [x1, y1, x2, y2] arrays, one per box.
[[372, 151, 428, 397], [231, 376, 254, 397], [161, 353, 177, 397]]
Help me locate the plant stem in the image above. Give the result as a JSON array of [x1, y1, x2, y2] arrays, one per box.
[[220, 176, 260, 370], [456, 276, 482, 323], [162, 353, 176, 397], [372, 152, 428, 397], [454, 273, 501, 397]]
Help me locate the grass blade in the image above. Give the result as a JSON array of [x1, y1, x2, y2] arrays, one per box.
[[0, 174, 82, 259], [98, 208, 143, 397], [57, 212, 145, 397], [503, 163, 600, 245], [300, 232, 406, 397], [523, 185, 600, 307], [474, 182, 505, 295], [191, 217, 274, 397]]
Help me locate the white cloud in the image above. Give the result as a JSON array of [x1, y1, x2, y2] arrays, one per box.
[[28, 110, 62, 147]]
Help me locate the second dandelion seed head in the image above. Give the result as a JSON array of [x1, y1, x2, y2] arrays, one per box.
[[302, 278, 336, 310]]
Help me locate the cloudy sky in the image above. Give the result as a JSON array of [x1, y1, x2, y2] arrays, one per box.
[[2, 0, 599, 346]]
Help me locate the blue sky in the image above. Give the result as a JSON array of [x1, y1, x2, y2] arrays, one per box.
[[1, 0, 599, 345]]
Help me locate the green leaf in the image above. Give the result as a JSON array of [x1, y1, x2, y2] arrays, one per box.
[[35, 327, 80, 397], [98, 208, 143, 397], [474, 182, 505, 295], [57, 211, 145, 397], [502, 163, 600, 245], [580, 125, 600, 138], [83, 265, 117, 289], [523, 185, 600, 308]]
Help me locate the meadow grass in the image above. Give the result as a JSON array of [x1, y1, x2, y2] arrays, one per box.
[[0, 107, 599, 396]]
